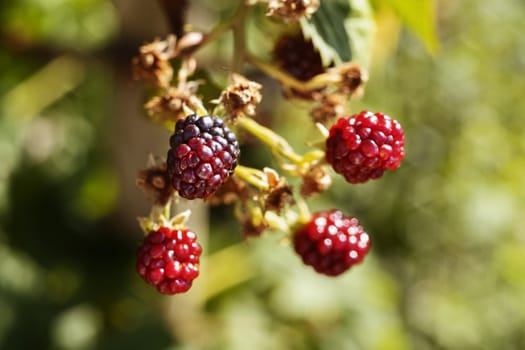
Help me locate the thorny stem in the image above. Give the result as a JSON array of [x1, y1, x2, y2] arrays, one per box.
[[236, 115, 303, 164]]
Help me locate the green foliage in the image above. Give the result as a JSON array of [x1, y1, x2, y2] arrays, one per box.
[[1, 0, 117, 49], [379, 0, 439, 53], [302, 0, 352, 64], [301, 0, 375, 65]]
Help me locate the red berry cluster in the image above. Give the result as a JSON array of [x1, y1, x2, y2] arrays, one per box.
[[133, 28, 407, 293], [326, 111, 405, 184], [293, 210, 370, 276], [136, 226, 202, 294], [167, 114, 240, 199]]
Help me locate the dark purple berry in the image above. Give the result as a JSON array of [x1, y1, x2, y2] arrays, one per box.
[[167, 114, 240, 199]]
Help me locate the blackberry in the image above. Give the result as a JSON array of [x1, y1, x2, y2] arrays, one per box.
[[167, 114, 240, 199], [293, 210, 370, 276], [325, 111, 405, 184], [273, 33, 325, 81], [273, 33, 325, 99], [136, 226, 202, 294]]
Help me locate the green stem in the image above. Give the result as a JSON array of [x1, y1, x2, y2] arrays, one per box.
[[202, 20, 230, 46], [161, 200, 172, 220], [236, 115, 303, 164], [234, 165, 269, 190], [202, 3, 247, 48], [295, 197, 311, 225], [245, 54, 340, 92], [231, 2, 249, 73], [246, 53, 305, 90]]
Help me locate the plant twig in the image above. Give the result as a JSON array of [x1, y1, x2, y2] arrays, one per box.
[[157, 0, 189, 37]]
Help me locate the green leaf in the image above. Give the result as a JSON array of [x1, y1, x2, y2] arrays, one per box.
[[345, 0, 375, 66], [301, 0, 353, 65], [301, 0, 375, 66], [382, 0, 439, 53]]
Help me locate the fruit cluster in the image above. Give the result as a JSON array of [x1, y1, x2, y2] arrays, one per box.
[[132, 2, 405, 295]]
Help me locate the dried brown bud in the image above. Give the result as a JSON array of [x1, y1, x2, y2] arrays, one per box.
[[132, 35, 177, 88], [300, 165, 332, 197], [310, 93, 347, 124], [242, 215, 269, 238], [219, 74, 262, 121], [144, 84, 201, 124], [265, 183, 294, 212], [207, 176, 253, 206], [137, 161, 174, 205], [267, 0, 320, 20], [336, 63, 368, 97], [263, 168, 294, 212]]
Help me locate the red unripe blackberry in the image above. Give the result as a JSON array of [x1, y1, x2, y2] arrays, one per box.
[[325, 111, 405, 184], [167, 114, 240, 199], [293, 210, 370, 276], [136, 226, 202, 295]]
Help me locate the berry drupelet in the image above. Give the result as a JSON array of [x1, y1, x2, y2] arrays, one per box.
[[293, 210, 371, 276], [136, 226, 202, 294], [325, 111, 405, 184], [167, 114, 240, 199]]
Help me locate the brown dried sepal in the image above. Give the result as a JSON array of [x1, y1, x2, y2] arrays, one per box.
[[336, 63, 369, 97], [207, 176, 253, 206], [144, 83, 201, 124], [218, 74, 262, 121], [175, 32, 205, 57], [266, 0, 320, 20], [263, 168, 294, 212], [132, 35, 177, 88], [310, 93, 347, 125], [241, 212, 269, 238], [137, 162, 174, 206], [300, 165, 332, 197]]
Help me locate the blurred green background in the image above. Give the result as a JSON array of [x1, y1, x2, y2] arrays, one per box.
[[1, 0, 525, 349]]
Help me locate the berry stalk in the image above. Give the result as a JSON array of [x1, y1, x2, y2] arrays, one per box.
[[233, 165, 270, 191], [236, 115, 302, 164], [245, 53, 340, 93]]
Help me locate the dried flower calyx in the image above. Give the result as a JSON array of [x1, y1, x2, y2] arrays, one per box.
[[137, 159, 175, 205], [266, 0, 320, 20], [218, 74, 262, 121], [144, 83, 202, 124], [310, 93, 347, 125], [132, 35, 177, 88], [300, 165, 332, 197], [335, 63, 368, 97]]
